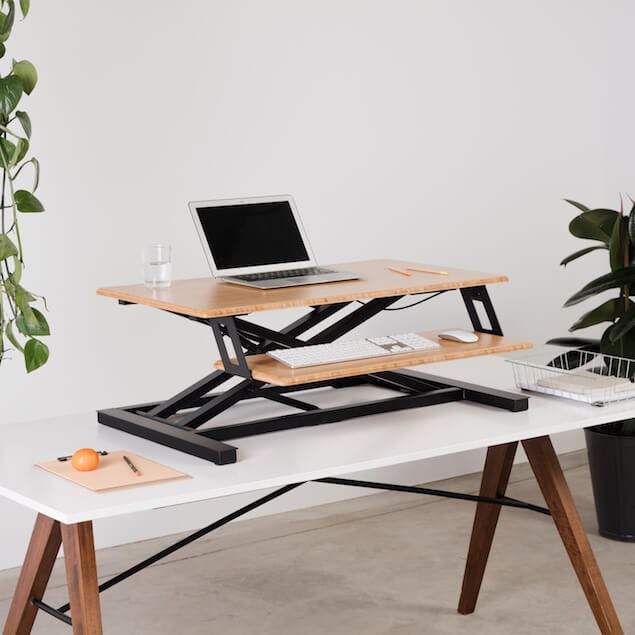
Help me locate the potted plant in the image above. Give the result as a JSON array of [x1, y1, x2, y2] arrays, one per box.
[[558, 197, 635, 540], [0, 0, 49, 372]]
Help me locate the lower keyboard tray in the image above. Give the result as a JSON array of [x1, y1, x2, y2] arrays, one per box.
[[214, 329, 532, 386]]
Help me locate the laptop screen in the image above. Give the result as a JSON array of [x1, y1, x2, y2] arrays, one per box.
[[195, 200, 310, 270]]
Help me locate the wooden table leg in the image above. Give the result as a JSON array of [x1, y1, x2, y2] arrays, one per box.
[[3, 513, 62, 635], [60, 521, 103, 635], [522, 435, 623, 635], [458, 441, 517, 614]]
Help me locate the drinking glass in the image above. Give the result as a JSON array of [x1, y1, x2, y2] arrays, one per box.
[[142, 243, 172, 288]]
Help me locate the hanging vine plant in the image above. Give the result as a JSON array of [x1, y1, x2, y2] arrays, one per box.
[[0, 0, 49, 372]]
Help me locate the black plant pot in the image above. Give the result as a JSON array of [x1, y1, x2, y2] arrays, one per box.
[[585, 425, 635, 541]]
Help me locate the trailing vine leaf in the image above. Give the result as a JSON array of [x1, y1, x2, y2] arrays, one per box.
[[14, 188, 43, 212], [15, 110, 30, 137], [0, 74, 21, 115], [568, 298, 627, 332], [564, 266, 635, 307], [564, 199, 590, 213], [568, 209, 619, 243], [11, 136, 27, 165], [0, 232, 17, 259], [12, 59, 36, 94], [0, 1, 14, 36], [0, 4, 49, 371], [560, 244, 607, 267], [24, 337, 47, 372], [5, 319, 22, 351], [16, 306, 48, 336]]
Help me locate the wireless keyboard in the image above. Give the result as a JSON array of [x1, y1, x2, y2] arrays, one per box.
[[267, 333, 441, 368]]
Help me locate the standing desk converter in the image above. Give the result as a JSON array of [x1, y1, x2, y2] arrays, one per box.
[[95, 259, 532, 465]]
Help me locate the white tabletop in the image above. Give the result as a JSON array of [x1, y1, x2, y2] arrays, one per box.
[[1, 355, 634, 524]]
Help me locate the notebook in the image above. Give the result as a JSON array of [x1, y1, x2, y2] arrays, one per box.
[[36, 450, 190, 492]]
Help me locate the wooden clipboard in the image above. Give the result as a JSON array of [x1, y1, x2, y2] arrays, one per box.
[[36, 450, 190, 492]]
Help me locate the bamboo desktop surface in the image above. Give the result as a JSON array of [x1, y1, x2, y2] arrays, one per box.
[[96, 259, 509, 319], [214, 330, 532, 386], [35, 451, 190, 492]]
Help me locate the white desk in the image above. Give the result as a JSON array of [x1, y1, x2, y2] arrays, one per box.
[[0, 356, 629, 634]]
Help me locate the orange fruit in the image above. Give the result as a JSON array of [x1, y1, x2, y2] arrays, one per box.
[[71, 448, 100, 472]]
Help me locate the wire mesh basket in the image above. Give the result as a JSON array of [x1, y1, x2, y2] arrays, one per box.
[[506, 347, 635, 406]]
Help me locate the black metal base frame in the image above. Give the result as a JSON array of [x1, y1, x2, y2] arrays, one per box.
[[98, 286, 528, 465], [35, 476, 549, 627]]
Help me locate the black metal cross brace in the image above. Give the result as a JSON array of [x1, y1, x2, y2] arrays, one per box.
[[34, 476, 548, 628], [98, 286, 526, 465]]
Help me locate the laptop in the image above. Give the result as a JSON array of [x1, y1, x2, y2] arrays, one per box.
[[189, 195, 360, 289]]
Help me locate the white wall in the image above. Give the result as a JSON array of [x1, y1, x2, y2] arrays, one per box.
[[0, 0, 631, 569]]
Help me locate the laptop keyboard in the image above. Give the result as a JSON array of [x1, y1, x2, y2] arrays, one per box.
[[234, 267, 335, 281]]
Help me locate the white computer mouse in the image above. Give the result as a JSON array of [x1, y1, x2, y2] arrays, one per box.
[[438, 329, 479, 343]]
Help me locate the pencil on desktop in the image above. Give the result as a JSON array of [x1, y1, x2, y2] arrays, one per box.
[[123, 455, 142, 477], [387, 266, 411, 277], [406, 267, 449, 276]]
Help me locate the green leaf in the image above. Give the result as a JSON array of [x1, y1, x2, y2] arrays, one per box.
[[569, 298, 627, 332], [9, 254, 21, 283], [0, 232, 17, 259], [564, 199, 590, 213], [560, 244, 607, 266], [0, 74, 22, 115], [564, 267, 635, 307], [601, 324, 635, 360], [19, 0, 28, 18], [0, 1, 15, 36], [609, 215, 628, 271], [569, 209, 620, 243], [16, 307, 49, 336], [15, 110, 30, 137], [24, 338, 48, 372], [0, 136, 15, 167], [5, 319, 23, 352], [29, 156, 38, 190], [15, 285, 35, 310], [12, 59, 37, 95], [0, 43, 7, 59], [609, 304, 635, 342], [11, 137, 27, 165], [14, 189, 43, 212]]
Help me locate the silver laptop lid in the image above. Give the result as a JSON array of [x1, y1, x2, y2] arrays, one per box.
[[189, 195, 317, 278]]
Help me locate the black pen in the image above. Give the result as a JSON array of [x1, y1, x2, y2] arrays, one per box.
[[123, 455, 142, 477]]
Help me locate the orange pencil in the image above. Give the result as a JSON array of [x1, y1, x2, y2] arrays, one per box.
[[387, 266, 411, 277]]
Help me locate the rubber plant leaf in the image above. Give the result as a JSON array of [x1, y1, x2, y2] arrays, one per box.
[[564, 267, 635, 307], [609, 304, 635, 343], [609, 215, 628, 272], [564, 199, 590, 213], [600, 324, 635, 360], [568, 209, 620, 244], [568, 298, 627, 332], [560, 244, 607, 267]]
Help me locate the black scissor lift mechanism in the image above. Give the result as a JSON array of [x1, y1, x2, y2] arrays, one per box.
[[98, 286, 527, 465]]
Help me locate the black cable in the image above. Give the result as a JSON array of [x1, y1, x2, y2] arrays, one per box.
[[356, 290, 449, 311]]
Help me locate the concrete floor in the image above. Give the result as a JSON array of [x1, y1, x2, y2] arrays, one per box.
[[1, 450, 633, 634]]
